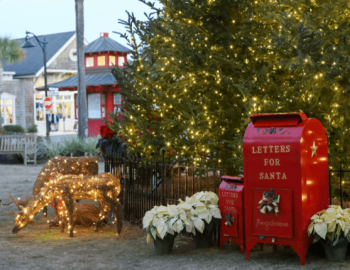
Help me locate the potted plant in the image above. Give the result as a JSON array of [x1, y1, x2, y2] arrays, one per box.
[[179, 191, 222, 248], [143, 204, 193, 255], [308, 205, 350, 262]]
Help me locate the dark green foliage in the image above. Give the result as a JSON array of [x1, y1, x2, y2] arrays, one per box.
[[110, 0, 350, 174], [27, 124, 38, 133], [3, 125, 25, 134]]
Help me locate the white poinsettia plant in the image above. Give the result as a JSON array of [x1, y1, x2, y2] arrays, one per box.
[[179, 191, 222, 234], [308, 205, 350, 246], [143, 204, 194, 243], [143, 191, 222, 242]]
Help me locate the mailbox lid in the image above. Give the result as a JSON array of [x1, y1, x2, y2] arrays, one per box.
[[250, 112, 307, 127], [252, 188, 293, 238]]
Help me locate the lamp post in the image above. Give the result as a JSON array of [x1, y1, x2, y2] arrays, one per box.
[[21, 31, 50, 137]]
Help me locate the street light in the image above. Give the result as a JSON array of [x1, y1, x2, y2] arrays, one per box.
[[21, 31, 50, 137]]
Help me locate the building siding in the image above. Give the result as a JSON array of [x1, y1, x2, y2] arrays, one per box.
[[0, 36, 78, 131]]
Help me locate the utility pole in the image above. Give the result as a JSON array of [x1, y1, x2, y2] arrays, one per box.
[[75, 0, 88, 138]]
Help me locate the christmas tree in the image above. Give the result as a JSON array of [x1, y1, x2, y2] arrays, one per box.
[[111, 0, 278, 173], [261, 0, 350, 168], [111, 0, 350, 173]]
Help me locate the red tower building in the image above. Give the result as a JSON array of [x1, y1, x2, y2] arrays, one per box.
[[37, 32, 129, 136]]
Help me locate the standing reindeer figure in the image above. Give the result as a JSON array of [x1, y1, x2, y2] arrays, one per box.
[[32, 156, 99, 218], [33, 156, 99, 197], [12, 172, 122, 237]]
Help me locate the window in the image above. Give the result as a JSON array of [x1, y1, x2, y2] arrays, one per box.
[[86, 57, 94, 67], [97, 56, 105, 66], [101, 93, 106, 118], [118, 56, 125, 67], [114, 93, 122, 114], [114, 106, 121, 114], [114, 93, 122, 105], [109, 55, 116, 66], [87, 93, 101, 119], [87, 93, 107, 119], [35, 95, 44, 121], [64, 102, 71, 119], [0, 92, 16, 125]]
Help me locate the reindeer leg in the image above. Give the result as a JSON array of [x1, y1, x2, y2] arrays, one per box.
[[60, 192, 68, 233], [54, 199, 59, 219], [115, 201, 123, 235], [67, 191, 74, 238], [43, 206, 47, 218], [62, 188, 74, 237], [60, 219, 66, 233], [95, 198, 109, 232]]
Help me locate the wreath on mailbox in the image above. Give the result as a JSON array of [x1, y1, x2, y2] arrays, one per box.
[[258, 189, 280, 214]]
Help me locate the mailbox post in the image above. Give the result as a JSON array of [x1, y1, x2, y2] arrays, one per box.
[[219, 176, 244, 253], [243, 113, 328, 265]]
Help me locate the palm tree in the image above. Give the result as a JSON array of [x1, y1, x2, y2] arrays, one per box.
[[0, 38, 25, 127], [75, 0, 88, 138]]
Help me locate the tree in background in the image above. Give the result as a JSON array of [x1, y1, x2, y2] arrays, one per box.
[[0, 37, 25, 127], [111, 0, 350, 173], [111, 0, 277, 173], [261, 0, 350, 168]]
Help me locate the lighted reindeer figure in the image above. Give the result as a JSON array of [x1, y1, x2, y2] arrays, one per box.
[[12, 172, 123, 237], [33, 156, 99, 197]]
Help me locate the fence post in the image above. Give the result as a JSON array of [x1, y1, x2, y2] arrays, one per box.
[[340, 164, 343, 209], [162, 148, 166, 206], [329, 169, 331, 205]]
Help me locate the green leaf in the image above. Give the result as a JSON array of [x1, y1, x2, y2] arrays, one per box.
[[332, 234, 341, 246], [313, 234, 321, 243]]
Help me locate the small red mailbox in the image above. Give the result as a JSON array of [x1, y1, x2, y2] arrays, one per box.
[[243, 113, 328, 265], [219, 175, 244, 253]]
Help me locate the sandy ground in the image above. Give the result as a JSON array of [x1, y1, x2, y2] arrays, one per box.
[[0, 163, 350, 270]]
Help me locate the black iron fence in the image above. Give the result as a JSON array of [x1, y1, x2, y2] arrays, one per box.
[[104, 150, 225, 223], [104, 148, 350, 223], [329, 165, 350, 208]]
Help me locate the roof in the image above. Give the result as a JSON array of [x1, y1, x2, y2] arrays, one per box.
[[2, 31, 76, 77], [84, 36, 129, 54], [36, 72, 117, 90]]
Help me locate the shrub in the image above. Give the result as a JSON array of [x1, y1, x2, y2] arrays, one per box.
[[80, 137, 100, 156], [61, 137, 83, 156], [27, 124, 38, 133], [38, 136, 101, 158], [3, 125, 25, 134], [0, 126, 5, 135], [39, 140, 65, 158]]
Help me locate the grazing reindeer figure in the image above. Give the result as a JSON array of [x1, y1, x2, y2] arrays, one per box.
[[12, 172, 122, 237]]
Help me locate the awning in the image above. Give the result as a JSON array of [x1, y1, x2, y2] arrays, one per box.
[[36, 73, 117, 91]]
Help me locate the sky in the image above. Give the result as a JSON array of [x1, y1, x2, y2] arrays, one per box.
[[0, 0, 162, 46]]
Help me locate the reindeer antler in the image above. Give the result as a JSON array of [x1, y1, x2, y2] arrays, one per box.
[[5, 194, 22, 211], [0, 202, 13, 206]]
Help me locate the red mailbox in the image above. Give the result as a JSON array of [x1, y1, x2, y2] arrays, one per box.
[[243, 113, 328, 265], [219, 175, 244, 253]]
